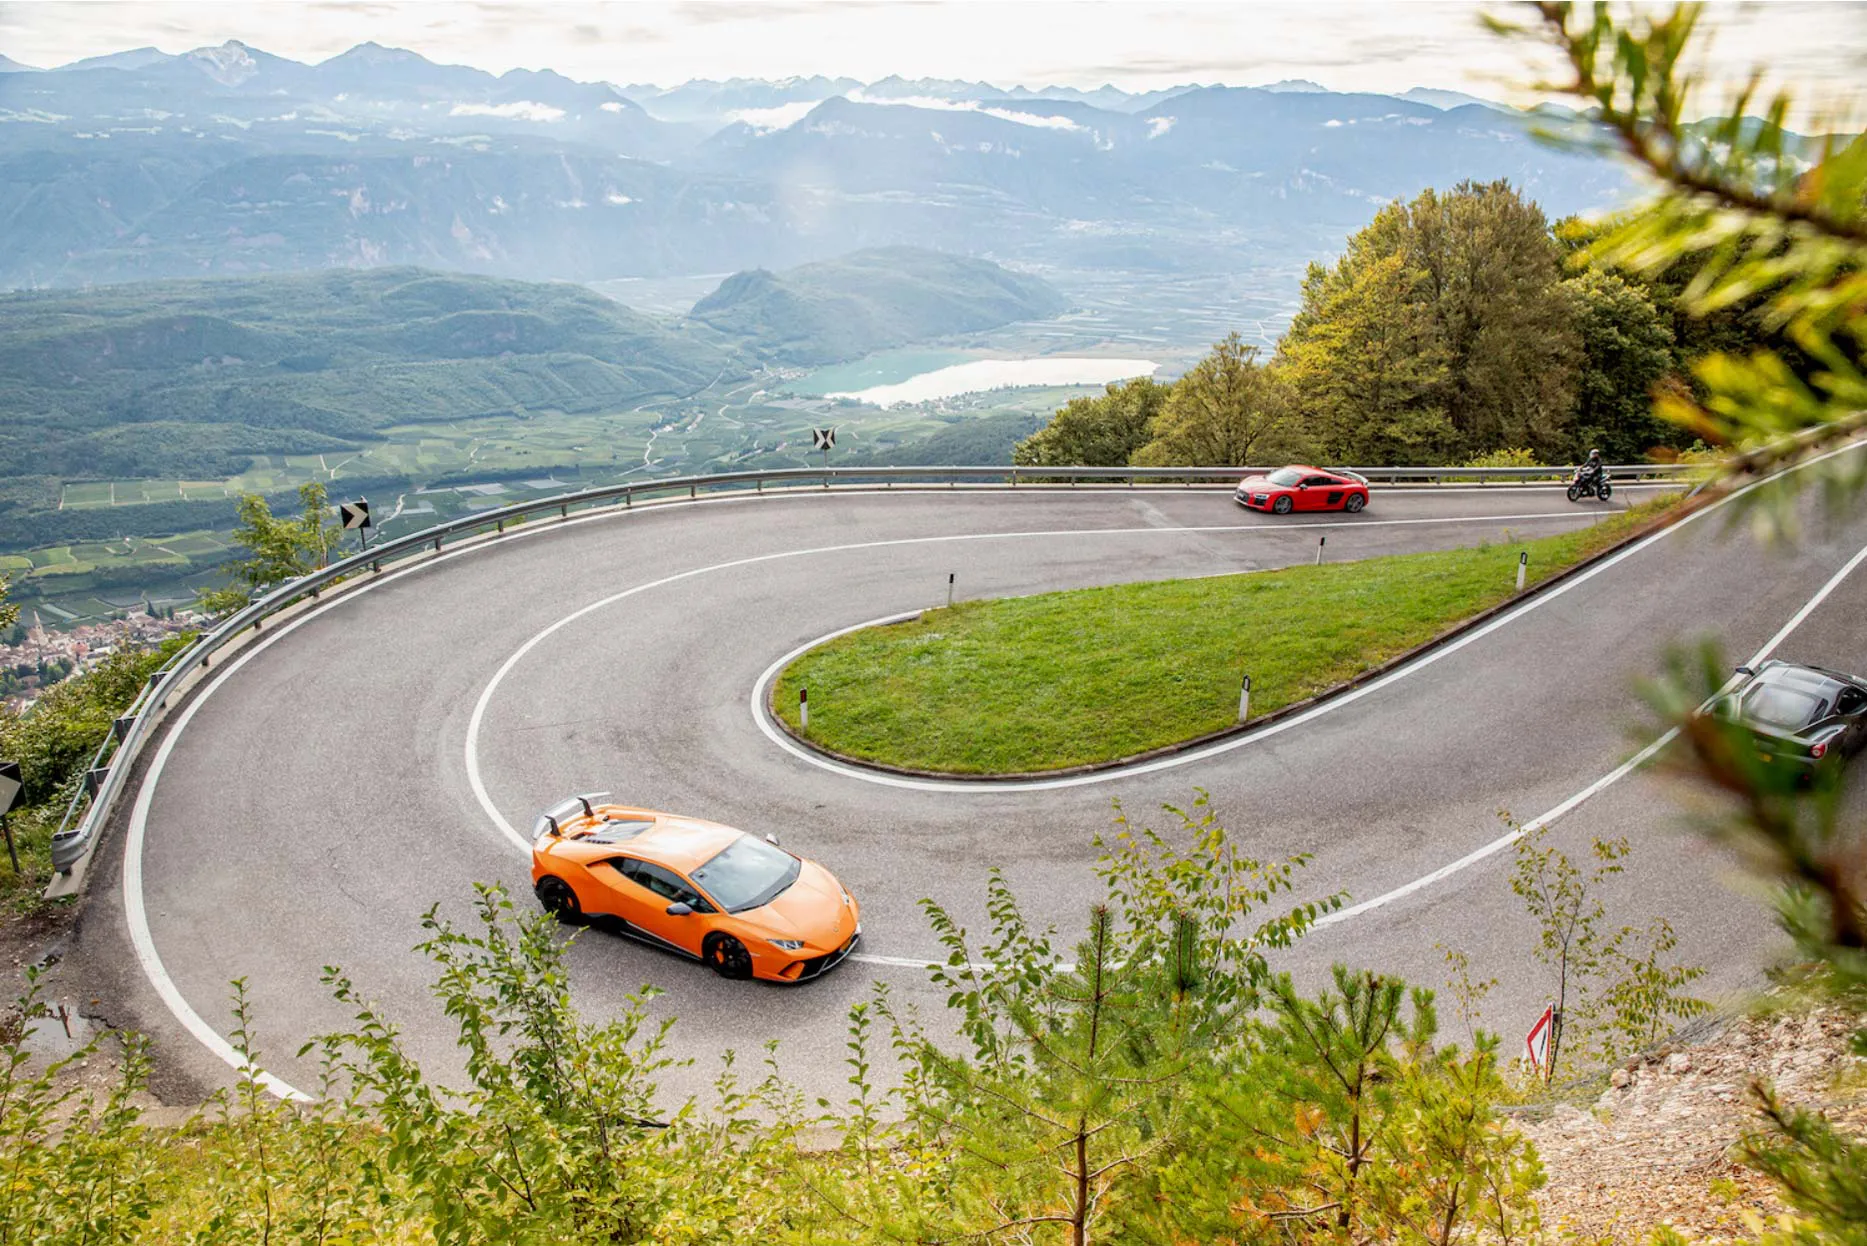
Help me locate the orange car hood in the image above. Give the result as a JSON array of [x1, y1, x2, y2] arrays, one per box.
[[737, 859, 852, 945]]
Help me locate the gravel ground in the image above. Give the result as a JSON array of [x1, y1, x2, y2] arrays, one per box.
[[1527, 1005, 1866, 1242]]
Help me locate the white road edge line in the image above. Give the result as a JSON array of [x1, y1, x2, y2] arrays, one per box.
[[467, 508, 1594, 845], [131, 494, 1590, 1098], [1316, 533, 1867, 928], [119, 460, 1844, 1096]]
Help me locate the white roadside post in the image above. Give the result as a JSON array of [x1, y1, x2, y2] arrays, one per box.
[[1316, 535, 1326, 566], [1238, 673, 1252, 723], [1517, 550, 1529, 592], [799, 687, 808, 732], [947, 572, 955, 608]]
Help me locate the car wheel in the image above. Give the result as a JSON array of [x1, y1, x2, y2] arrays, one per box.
[[1272, 495, 1293, 514], [535, 875, 582, 923], [704, 933, 754, 981], [1344, 493, 1366, 513]]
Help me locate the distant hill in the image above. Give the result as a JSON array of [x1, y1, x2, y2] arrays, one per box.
[[0, 267, 742, 486], [688, 247, 1066, 366]]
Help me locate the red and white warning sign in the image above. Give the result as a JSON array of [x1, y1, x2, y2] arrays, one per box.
[[1525, 1004, 1556, 1072]]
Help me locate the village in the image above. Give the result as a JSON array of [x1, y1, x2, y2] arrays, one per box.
[[0, 607, 204, 713]]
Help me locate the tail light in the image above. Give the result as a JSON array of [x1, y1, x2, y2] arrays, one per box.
[[1811, 741, 1828, 759]]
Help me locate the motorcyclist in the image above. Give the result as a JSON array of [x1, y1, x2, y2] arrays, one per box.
[[1575, 448, 1605, 488]]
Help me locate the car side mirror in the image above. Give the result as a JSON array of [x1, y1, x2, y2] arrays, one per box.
[[1735, 665, 1756, 677], [665, 902, 693, 917]]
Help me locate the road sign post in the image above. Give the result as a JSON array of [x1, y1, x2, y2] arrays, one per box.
[[0, 760, 22, 875], [811, 427, 836, 482], [1517, 550, 1529, 592], [1238, 673, 1252, 723], [340, 500, 373, 551], [947, 572, 955, 608], [1525, 1004, 1557, 1082], [799, 686, 809, 732], [1316, 535, 1327, 566]]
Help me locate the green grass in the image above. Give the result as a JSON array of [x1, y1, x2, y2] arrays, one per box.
[[773, 498, 1681, 774]]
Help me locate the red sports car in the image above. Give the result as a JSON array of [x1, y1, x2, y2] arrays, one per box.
[[1234, 466, 1370, 514]]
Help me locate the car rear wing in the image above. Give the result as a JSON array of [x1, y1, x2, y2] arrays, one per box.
[[533, 792, 612, 840]]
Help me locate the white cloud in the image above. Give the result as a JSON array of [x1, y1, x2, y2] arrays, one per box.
[[848, 89, 1082, 132], [599, 100, 625, 113], [449, 100, 565, 123], [1323, 118, 1344, 127], [726, 99, 823, 132], [1146, 115, 1175, 138], [604, 191, 634, 205]]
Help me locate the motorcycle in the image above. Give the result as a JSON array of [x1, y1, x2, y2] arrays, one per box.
[[1566, 466, 1612, 502]]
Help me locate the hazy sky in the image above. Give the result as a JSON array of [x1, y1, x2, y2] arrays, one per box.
[[1, 1, 1862, 106]]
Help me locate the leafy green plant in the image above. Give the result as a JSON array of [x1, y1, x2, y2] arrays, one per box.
[[1509, 817, 1708, 1077], [0, 968, 160, 1245], [198, 482, 341, 615]]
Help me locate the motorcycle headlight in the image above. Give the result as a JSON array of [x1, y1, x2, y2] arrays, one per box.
[[768, 939, 805, 951]]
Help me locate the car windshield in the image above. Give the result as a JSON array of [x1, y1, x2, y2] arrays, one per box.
[[1267, 468, 1303, 486], [1743, 683, 1823, 731], [690, 835, 802, 913]]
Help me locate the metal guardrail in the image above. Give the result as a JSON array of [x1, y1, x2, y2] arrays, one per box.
[[46, 459, 1695, 874]]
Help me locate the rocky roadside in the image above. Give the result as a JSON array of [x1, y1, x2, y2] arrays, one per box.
[[1524, 1005, 1865, 1242]]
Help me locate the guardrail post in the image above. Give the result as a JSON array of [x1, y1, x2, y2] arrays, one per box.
[[497, 519, 505, 534], [626, 491, 632, 508], [434, 537, 443, 551], [560, 503, 568, 518]]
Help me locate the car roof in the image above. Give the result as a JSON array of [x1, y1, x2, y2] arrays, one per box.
[[1757, 661, 1853, 696], [563, 805, 743, 872]]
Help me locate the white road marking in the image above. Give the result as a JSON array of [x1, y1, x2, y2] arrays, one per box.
[[467, 508, 1593, 842], [1315, 533, 1867, 928], [115, 464, 1838, 1097]]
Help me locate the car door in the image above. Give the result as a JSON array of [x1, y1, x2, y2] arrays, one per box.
[[1299, 475, 1338, 512], [616, 859, 714, 956]]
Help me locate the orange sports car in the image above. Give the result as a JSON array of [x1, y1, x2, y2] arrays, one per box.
[[530, 795, 861, 982]]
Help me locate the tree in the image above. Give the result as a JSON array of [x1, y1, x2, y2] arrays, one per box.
[[1508, 819, 1707, 1077], [1278, 252, 1455, 463], [1285, 181, 1582, 461], [1131, 334, 1309, 466], [1013, 376, 1172, 467], [199, 481, 340, 614], [1562, 268, 1682, 461]]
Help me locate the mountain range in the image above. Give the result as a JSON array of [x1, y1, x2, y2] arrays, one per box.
[[0, 40, 1631, 291]]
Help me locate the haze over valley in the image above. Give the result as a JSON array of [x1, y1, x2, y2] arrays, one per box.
[[0, 37, 1641, 621]]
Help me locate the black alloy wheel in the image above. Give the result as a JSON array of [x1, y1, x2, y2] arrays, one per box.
[[1344, 493, 1366, 513], [704, 933, 755, 980], [1566, 484, 1583, 502], [1272, 495, 1294, 514], [535, 875, 582, 923], [1598, 481, 1613, 500]]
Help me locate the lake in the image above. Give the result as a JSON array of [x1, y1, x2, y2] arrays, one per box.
[[799, 355, 1159, 407]]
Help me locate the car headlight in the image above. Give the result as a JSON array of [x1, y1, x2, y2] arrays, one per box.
[[768, 939, 805, 951]]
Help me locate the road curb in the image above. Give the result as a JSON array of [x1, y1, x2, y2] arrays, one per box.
[[765, 494, 1702, 782]]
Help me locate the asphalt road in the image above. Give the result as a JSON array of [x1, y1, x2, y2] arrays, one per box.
[[70, 479, 1867, 1107]]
